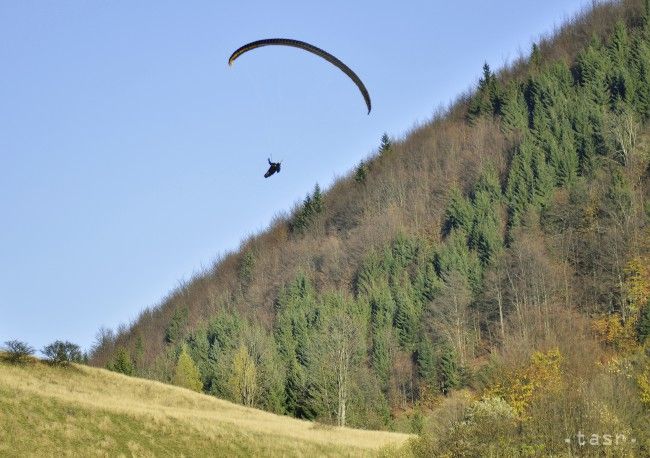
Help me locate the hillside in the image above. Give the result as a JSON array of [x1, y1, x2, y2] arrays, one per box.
[[0, 358, 413, 456], [91, 0, 650, 455]]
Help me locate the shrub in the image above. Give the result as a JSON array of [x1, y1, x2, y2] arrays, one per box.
[[41, 340, 83, 365], [2, 340, 35, 364]]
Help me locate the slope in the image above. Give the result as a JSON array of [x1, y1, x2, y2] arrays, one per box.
[[90, 0, 650, 451], [0, 358, 413, 457]]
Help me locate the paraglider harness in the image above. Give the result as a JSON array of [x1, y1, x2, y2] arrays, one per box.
[[264, 158, 281, 178]]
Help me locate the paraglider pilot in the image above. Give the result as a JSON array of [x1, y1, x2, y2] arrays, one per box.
[[264, 158, 281, 178]]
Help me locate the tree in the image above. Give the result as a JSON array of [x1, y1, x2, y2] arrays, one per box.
[[2, 340, 34, 364], [173, 344, 203, 392], [444, 188, 474, 234], [531, 43, 542, 69], [607, 106, 640, 166], [108, 347, 134, 376], [379, 133, 392, 154], [469, 62, 502, 120], [438, 345, 460, 395], [238, 251, 256, 291], [228, 344, 258, 406], [470, 190, 503, 266], [416, 337, 437, 389], [429, 271, 474, 366], [637, 299, 650, 343], [394, 273, 421, 350], [165, 306, 188, 344], [501, 83, 529, 134], [354, 160, 368, 184], [41, 340, 82, 365], [290, 184, 325, 234]]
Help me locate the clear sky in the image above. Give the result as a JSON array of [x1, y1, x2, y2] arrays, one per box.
[[1, 0, 592, 353]]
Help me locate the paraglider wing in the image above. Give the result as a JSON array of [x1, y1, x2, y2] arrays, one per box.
[[228, 38, 371, 114]]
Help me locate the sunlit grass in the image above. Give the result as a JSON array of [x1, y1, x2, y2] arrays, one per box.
[[0, 358, 414, 456]]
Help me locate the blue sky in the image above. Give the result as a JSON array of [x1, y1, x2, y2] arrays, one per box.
[[1, 0, 591, 353]]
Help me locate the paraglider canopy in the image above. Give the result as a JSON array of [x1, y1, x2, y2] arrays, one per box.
[[229, 38, 371, 114]]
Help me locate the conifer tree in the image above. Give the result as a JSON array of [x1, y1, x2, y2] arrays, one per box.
[[444, 188, 474, 234], [470, 190, 503, 266], [531, 43, 542, 70], [436, 228, 482, 291], [438, 345, 460, 395], [416, 337, 437, 388], [501, 83, 529, 134], [355, 160, 367, 183], [108, 347, 134, 376], [414, 260, 444, 302], [394, 273, 421, 349], [165, 306, 188, 344], [379, 133, 392, 154], [575, 39, 611, 106]]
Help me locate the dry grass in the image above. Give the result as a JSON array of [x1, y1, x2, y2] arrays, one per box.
[[0, 358, 414, 457]]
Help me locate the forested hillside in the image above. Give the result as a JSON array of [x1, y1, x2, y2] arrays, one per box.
[[92, 0, 650, 454]]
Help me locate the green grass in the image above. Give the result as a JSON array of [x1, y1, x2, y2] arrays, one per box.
[[0, 358, 414, 457]]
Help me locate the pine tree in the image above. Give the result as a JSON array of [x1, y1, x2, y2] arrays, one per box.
[[394, 273, 421, 349], [108, 347, 134, 376], [609, 22, 635, 107], [470, 190, 503, 266], [165, 306, 188, 344], [501, 83, 529, 134], [416, 337, 437, 388], [444, 188, 474, 234], [630, 35, 650, 119], [379, 133, 392, 154], [311, 184, 324, 214], [414, 260, 443, 302], [469, 62, 499, 121], [173, 344, 203, 392], [438, 345, 460, 395], [436, 228, 482, 291], [575, 39, 611, 106], [371, 328, 393, 392], [531, 43, 542, 70], [473, 164, 502, 203], [506, 140, 535, 227], [355, 160, 368, 183], [188, 328, 210, 386]]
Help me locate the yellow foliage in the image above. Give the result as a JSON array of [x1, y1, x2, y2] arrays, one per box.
[[173, 345, 203, 392], [591, 314, 637, 352], [485, 349, 564, 420], [228, 344, 258, 407], [638, 363, 650, 407], [624, 257, 650, 312]]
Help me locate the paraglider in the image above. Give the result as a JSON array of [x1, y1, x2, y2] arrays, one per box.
[[264, 158, 281, 178], [228, 38, 371, 114]]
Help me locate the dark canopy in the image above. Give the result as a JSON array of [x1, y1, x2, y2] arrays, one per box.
[[229, 38, 371, 114]]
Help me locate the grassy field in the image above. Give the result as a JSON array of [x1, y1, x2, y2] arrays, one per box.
[[0, 358, 414, 457]]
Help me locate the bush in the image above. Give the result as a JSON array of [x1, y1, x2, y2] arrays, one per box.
[[41, 340, 83, 365], [3, 340, 35, 364]]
